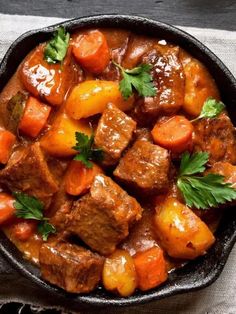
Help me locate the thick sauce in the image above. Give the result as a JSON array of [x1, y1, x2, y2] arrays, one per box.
[[0, 27, 230, 296]]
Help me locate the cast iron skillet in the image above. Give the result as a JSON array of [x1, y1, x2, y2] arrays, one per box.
[[0, 15, 236, 309]]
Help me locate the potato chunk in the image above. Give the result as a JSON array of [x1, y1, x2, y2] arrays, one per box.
[[181, 53, 220, 117], [40, 113, 91, 157], [102, 249, 137, 296], [154, 198, 215, 259], [65, 80, 134, 120]]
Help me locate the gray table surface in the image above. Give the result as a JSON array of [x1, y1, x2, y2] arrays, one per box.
[[0, 0, 236, 31], [0, 1, 236, 313]]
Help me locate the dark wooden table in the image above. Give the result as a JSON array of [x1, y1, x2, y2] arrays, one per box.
[[0, 0, 236, 31], [0, 0, 235, 313]]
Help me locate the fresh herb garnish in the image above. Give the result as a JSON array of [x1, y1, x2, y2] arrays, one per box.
[[13, 192, 56, 241], [177, 152, 236, 209], [44, 26, 70, 64], [73, 132, 103, 168], [38, 221, 56, 242], [113, 62, 156, 100], [191, 98, 225, 122]]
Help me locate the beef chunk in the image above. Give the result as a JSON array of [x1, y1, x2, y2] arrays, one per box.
[[121, 208, 160, 256], [39, 242, 104, 293], [131, 47, 185, 126], [98, 32, 129, 81], [49, 185, 73, 232], [68, 174, 142, 255], [0, 142, 58, 206], [94, 104, 136, 166], [208, 162, 236, 188], [98, 61, 120, 81], [193, 113, 236, 165], [114, 140, 170, 195], [134, 128, 153, 142], [122, 35, 156, 68]]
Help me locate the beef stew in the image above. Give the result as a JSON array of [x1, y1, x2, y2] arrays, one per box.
[[0, 26, 235, 297]]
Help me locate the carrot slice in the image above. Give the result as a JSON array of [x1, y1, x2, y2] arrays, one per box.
[[0, 193, 15, 224], [151, 115, 193, 153], [133, 247, 167, 291], [0, 129, 16, 164], [73, 30, 110, 74], [65, 160, 102, 196], [19, 96, 51, 138], [12, 220, 37, 241]]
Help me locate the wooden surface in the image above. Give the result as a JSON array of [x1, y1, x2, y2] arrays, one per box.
[[0, 0, 236, 31]]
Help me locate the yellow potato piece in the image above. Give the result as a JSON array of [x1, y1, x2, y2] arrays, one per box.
[[154, 197, 215, 260], [103, 249, 137, 297], [65, 80, 134, 120], [181, 56, 220, 117], [40, 112, 91, 157]]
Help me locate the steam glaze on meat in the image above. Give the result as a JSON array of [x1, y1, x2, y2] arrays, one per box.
[[0, 26, 233, 297]]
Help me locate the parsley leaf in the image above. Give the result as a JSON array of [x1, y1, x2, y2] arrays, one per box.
[[113, 62, 156, 100], [191, 98, 225, 122], [177, 152, 236, 209], [13, 192, 56, 240], [44, 26, 70, 64], [38, 221, 56, 241], [179, 152, 209, 176], [73, 132, 103, 168], [14, 192, 44, 220]]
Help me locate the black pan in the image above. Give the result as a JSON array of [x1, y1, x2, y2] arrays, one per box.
[[0, 15, 236, 309]]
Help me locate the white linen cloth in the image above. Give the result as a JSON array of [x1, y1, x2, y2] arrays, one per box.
[[0, 13, 236, 314]]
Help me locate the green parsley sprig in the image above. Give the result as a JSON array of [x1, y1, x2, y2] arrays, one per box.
[[73, 132, 103, 168], [191, 98, 225, 122], [177, 152, 236, 209], [13, 192, 56, 241], [44, 26, 70, 64], [113, 61, 156, 100]]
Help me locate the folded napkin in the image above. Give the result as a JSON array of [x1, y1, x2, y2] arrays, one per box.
[[0, 13, 236, 314]]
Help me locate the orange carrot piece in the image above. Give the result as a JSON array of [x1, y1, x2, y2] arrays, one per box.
[[0, 193, 15, 224], [20, 45, 73, 106], [0, 129, 16, 164], [65, 160, 102, 196], [12, 220, 37, 241], [19, 96, 51, 138], [151, 115, 193, 153], [133, 246, 168, 291], [73, 30, 110, 74]]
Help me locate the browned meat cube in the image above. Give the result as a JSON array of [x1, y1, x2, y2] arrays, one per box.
[[98, 30, 130, 81], [193, 113, 236, 165], [114, 140, 170, 195], [121, 208, 160, 257], [94, 103, 136, 166], [208, 162, 236, 188], [134, 128, 153, 142], [0, 142, 58, 206], [39, 242, 104, 293], [131, 46, 185, 126], [68, 174, 142, 255], [49, 187, 73, 232]]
